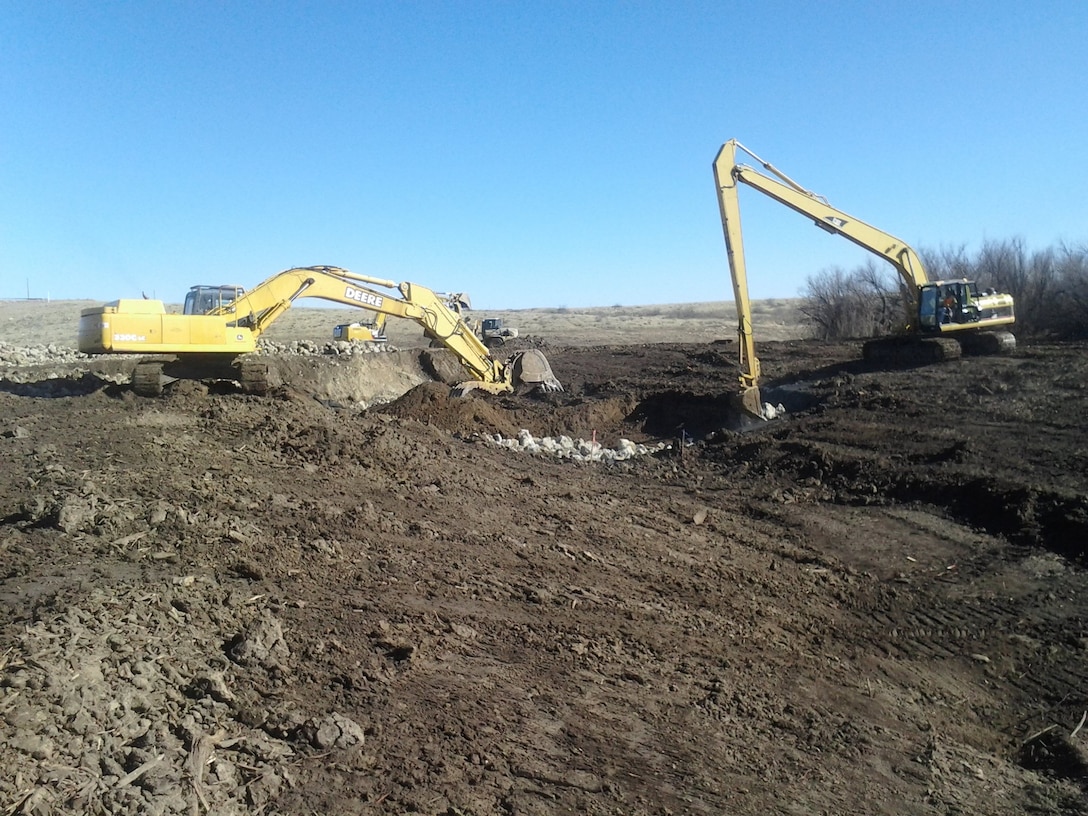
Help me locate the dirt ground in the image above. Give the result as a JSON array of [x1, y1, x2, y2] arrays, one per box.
[[2, 333, 1087, 815]]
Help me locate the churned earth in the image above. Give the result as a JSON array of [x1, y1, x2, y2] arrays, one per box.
[[1, 334, 1087, 815]]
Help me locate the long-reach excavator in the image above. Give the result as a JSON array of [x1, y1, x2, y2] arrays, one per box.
[[713, 139, 1016, 417], [78, 265, 562, 396]]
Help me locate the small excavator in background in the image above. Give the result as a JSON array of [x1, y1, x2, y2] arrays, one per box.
[[332, 312, 388, 344], [79, 266, 562, 396], [712, 139, 1016, 418]]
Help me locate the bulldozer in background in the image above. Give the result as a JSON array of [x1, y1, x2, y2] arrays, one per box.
[[479, 317, 519, 348]]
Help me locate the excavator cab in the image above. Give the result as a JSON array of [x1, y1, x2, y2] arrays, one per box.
[[184, 285, 246, 316], [918, 285, 941, 330], [918, 280, 1015, 333], [917, 282, 967, 330]]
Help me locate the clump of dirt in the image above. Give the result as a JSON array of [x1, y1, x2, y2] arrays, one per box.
[[377, 381, 521, 437]]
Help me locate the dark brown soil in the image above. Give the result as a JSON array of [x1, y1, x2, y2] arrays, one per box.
[[2, 339, 1087, 815]]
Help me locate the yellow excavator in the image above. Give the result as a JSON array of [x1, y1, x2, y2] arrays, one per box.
[[713, 139, 1016, 418], [332, 312, 388, 344], [78, 265, 562, 396]]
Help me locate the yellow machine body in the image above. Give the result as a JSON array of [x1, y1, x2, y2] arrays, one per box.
[[79, 299, 258, 354]]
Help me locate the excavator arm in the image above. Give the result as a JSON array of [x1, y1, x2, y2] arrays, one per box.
[[713, 142, 764, 418], [718, 140, 929, 330], [212, 266, 509, 387]]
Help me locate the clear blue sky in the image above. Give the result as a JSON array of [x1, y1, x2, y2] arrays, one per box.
[[2, 1, 1085, 309]]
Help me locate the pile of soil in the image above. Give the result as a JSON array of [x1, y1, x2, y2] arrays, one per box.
[[1, 339, 1087, 815], [378, 381, 522, 438]]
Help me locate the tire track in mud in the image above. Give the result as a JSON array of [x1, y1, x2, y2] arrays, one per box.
[[862, 576, 1088, 788], [707, 423, 1088, 788]]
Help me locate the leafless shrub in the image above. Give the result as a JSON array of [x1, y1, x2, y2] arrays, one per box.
[[968, 237, 1082, 337], [804, 238, 1088, 340], [917, 244, 971, 281], [800, 262, 901, 339], [1051, 242, 1088, 338]]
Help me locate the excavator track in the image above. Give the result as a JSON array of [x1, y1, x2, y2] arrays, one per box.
[[862, 336, 962, 366], [132, 361, 166, 397], [957, 330, 1016, 356], [235, 357, 271, 395]]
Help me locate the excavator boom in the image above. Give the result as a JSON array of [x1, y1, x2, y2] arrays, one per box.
[[722, 140, 930, 328]]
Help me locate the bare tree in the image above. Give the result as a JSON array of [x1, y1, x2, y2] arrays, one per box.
[[1052, 242, 1088, 338], [804, 237, 1087, 340], [972, 237, 1062, 335], [918, 244, 971, 282], [854, 259, 902, 336], [801, 264, 899, 339]]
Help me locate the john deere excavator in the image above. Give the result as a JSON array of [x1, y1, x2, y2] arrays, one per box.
[[713, 139, 1016, 417], [78, 265, 562, 396]]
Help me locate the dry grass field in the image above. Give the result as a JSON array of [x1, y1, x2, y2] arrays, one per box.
[[0, 297, 810, 348]]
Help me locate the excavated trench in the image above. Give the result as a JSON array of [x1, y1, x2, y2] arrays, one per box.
[[632, 384, 823, 438], [705, 435, 1088, 562], [630, 391, 739, 439], [1019, 729, 1088, 792]]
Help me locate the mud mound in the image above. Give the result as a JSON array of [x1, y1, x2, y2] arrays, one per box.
[[377, 382, 521, 437], [417, 348, 468, 385], [265, 350, 430, 406], [521, 394, 639, 443], [379, 386, 642, 446]]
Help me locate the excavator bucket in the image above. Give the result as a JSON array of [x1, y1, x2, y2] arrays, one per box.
[[508, 349, 563, 393], [732, 385, 766, 421], [448, 349, 563, 397]]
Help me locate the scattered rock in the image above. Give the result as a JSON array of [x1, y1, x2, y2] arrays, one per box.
[[56, 493, 98, 533], [227, 611, 291, 670], [298, 712, 367, 750]]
